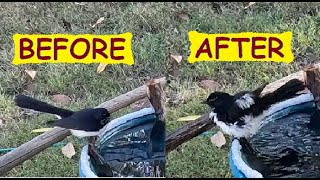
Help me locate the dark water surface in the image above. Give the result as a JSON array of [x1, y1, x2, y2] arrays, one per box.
[[89, 112, 165, 177], [241, 102, 320, 178]]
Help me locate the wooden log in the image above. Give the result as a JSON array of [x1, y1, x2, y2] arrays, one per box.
[[304, 64, 320, 106], [165, 65, 320, 154], [166, 113, 212, 153], [0, 77, 166, 176], [146, 78, 166, 178], [146, 78, 166, 122]]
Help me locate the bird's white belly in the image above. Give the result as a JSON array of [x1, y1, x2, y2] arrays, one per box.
[[209, 112, 266, 138], [53, 126, 100, 138]]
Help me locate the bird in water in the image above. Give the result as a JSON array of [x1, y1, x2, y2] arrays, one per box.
[[203, 79, 320, 178], [203, 79, 306, 138], [14, 94, 111, 138]]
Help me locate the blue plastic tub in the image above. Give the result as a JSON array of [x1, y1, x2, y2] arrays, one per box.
[[229, 93, 315, 178]]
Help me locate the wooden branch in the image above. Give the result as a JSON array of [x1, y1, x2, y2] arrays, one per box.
[[165, 65, 320, 154], [304, 64, 320, 107], [166, 113, 213, 153], [0, 77, 166, 176], [146, 78, 166, 122]]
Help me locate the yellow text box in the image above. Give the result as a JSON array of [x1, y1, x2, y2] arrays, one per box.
[[188, 31, 293, 64], [12, 33, 134, 65]]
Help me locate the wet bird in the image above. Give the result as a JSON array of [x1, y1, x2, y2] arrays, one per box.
[[203, 79, 306, 138], [14, 94, 111, 138]]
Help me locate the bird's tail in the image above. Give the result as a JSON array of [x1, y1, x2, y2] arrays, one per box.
[[261, 79, 306, 106], [14, 94, 74, 118]]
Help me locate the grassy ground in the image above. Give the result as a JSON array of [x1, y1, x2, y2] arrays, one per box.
[[0, 2, 319, 177]]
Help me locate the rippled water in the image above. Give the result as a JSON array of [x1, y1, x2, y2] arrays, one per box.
[[241, 102, 320, 178]]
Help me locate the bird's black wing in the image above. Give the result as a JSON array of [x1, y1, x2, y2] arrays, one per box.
[[15, 94, 74, 118], [226, 83, 268, 123], [51, 109, 106, 132], [51, 116, 103, 131]]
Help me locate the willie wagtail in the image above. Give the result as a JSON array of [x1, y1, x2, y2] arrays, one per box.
[[15, 94, 111, 138], [203, 79, 306, 138]]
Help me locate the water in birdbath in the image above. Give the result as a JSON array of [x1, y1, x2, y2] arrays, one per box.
[[240, 101, 320, 178], [88, 108, 165, 177]]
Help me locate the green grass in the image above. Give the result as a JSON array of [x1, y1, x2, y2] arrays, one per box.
[[0, 2, 319, 177]]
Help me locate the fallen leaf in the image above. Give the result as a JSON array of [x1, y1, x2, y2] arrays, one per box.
[[244, 2, 256, 9], [177, 115, 201, 121], [130, 98, 152, 111], [97, 63, 107, 74], [52, 94, 71, 105], [25, 70, 37, 80], [92, 17, 105, 28], [170, 55, 183, 64], [168, 55, 182, 79], [31, 128, 54, 133], [199, 80, 221, 91], [177, 12, 189, 21], [61, 142, 76, 159], [210, 131, 226, 148]]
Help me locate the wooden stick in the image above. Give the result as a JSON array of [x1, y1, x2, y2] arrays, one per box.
[[166, 113, 213, 153], [0, 77, 166, 176], [146, 78, 166, 122], [146, 78, 166, 178], [165, 66, 319, 154], [304, 64, 320, 106]]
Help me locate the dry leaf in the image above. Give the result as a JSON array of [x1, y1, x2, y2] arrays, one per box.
[[210, 131, 226, 148], [25, 70, 37, 80], [170, 55, 183, 64], [199, 80, 221, 91], [177, 115, 201, 122], [244, 2, 256, 9], [178, 12, 189, 21], [92, 17, 105, 28], [61, 142, 76, 159], [52, 94, 71, 105], [168, 55, 182, 79], [97, 63, 107, 74], [130, 98, 151, 111]]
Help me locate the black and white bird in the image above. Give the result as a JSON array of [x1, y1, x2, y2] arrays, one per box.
[[203, 79, 306, 138], [14, 94, 111, 138]]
